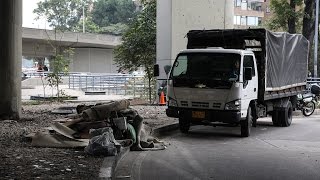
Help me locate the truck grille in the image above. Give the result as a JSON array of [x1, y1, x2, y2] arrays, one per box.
[[181, 101, 189, 107], [191, 102, 209, 108], [212, 103, 222, 108]]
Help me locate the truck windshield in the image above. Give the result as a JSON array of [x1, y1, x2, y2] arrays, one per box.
[[171, 53, 241, 89]]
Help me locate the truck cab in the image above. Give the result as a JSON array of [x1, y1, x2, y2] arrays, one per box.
[[166, 48, 258, 137]]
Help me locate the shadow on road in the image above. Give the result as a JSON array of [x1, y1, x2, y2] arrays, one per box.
[[171, 120, 286, 139]]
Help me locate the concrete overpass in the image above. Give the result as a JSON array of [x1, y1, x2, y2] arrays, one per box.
[[23, 28, 122, 73], [0, 0, 122, 120]]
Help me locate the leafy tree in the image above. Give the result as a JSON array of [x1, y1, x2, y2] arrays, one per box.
[[46, 47, 73, 100], [75, 16, 101, 33], [302, 0, 315, 45], [92, 0, 136, 27], [100, 23, 129, 35], [34, 0, 93, 32], [267, 0, 304, 33], [114, 0, 156, 103], [268, 0, 317, 74]]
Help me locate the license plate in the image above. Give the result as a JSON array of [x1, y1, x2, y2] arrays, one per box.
[[192, 111, 205, 119]]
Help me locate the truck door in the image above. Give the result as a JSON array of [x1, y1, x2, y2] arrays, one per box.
[[241, 55, 258, 114]]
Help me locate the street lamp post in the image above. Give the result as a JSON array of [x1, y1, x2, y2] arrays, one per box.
[[82, 3, 85, 33], [314, 0, 319, 77]]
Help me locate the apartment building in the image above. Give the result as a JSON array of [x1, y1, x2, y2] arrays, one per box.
[[234, 0, 271, 29]]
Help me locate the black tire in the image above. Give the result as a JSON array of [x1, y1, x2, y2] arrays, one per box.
[[252, 107, 257, 127], [302, 101, 316, 116], [279, 101, 293, 127], [241, 107, 252, 137], [272, 109, 281, 127], [179, 117, 190, 134]]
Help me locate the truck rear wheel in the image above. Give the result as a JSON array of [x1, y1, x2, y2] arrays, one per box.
[[272, 109, 281, 127], [279, 101, 293, 127], [179, 116, 190, 134], [241, 107, 252, 137]]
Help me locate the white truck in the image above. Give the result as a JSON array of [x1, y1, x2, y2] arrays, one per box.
[[155, 29, 309, 137]]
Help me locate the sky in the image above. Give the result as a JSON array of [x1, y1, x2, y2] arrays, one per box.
[[23, 0, 49, 29]]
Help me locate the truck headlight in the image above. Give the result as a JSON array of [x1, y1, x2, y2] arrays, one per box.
[[225, 99, 241, 110], [168, 98, 178, 107]]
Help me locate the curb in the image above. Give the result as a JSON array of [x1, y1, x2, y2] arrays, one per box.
[[98, 123, 179, 179], [152, 123, 179, 137], [99, 146, 130, 180]]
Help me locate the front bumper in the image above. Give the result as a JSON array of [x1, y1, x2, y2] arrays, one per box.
[[166, 107, 241, 124]]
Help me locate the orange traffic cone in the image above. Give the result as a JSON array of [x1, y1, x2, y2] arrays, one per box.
[[159, 91, 166, 106]]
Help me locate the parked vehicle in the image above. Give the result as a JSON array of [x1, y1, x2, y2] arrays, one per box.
[[296, 93, 316, 116], [155, 29, 309, 137]]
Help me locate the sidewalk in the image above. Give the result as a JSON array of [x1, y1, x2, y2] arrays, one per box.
[[22, 85, 133, 102]]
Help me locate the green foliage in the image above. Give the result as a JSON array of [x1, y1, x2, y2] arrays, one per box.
[[100, 23, 129, 35], [114, 0, 156, 103], [92, 0, 136, 28], [267, 0, 304, 32], [34, 0, 93, 32], [75, 16, 101, 33], [46, 48, 73, 100]]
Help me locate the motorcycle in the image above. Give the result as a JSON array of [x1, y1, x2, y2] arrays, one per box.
[[296, 92, 316, 116], [296, 84, 320, 117]]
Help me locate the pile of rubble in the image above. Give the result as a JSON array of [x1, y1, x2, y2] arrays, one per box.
[[26, 100, 166, 156]]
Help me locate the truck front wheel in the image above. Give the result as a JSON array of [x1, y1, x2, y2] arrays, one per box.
[[179, 116, 190, 134], [241, 107, 252, 137]]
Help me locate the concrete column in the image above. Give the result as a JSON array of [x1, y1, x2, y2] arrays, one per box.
[[0, 0, 22, 120]]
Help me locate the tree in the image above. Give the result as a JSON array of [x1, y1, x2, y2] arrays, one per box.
[[267, 0, 304, 33], [100, 23, 129, 35], [34, 0, 93, 32], [34, 0, 78, 100], [114, 0, 156, 103], [268, 0, 317, 73], [92, 0, 136, 27], [302, 0, 315, 46]]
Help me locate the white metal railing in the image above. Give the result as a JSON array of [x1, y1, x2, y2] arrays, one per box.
[[307, 77, 320, 91], [68, 73, 148, 97]]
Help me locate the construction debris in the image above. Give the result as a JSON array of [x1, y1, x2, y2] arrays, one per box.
[[27, 100, 166, 156]]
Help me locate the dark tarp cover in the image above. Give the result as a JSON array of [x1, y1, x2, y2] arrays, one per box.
[[186, 29, 309, 91], [265, 31, 308, 90]]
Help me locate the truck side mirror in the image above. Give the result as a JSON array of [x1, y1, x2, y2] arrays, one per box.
[[244, 67, 253, 80], [154, 64, 159, 77]]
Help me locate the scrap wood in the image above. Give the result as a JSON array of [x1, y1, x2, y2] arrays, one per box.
[[62, 118, 85, 127], [71, 121, 107, 132], [53, 118, 75, 123], [50, 122, 78, 140], [82, 100, 130, 121]]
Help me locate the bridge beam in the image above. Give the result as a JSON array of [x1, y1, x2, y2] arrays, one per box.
[[0, 0, 22, 120]]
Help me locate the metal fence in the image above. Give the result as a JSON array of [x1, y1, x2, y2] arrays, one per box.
[[307, 77, 320, 91], [68, 73, 149, 97]]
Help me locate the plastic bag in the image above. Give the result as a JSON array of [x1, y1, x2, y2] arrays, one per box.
[[84, 127, 118, 156]]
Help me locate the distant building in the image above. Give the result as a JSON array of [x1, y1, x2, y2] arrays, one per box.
[[234, 0, 271, 29]]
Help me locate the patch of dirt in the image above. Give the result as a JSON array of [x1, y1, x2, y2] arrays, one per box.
[[0, 101, 176, 179]]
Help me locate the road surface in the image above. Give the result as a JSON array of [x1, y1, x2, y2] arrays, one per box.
[[115, 115, 320, 180]]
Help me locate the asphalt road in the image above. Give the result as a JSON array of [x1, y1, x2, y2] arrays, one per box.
[[115, 115, 320, 180]]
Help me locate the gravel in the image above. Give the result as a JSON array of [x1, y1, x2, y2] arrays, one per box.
[[0, 101, 176, 179]]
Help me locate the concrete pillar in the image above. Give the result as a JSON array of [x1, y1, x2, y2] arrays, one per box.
[[0, 0, 22, 120]]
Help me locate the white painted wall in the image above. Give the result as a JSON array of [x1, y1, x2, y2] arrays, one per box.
[[157, 0, 234, 79], [72, 48, 117, 73]]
